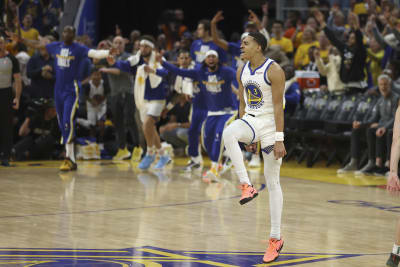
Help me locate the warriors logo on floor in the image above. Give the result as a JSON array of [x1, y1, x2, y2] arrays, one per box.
[[0, 246, 370, 266]]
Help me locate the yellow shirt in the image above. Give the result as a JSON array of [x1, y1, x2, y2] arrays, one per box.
[[294, 41, 319, 69], [319, 49, 329, 64], [367, 48, 384, 86], [18, 28, 40, 56], [270, 37, 293, 54]]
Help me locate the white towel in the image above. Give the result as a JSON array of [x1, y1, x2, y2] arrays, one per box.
[[174, 61, 195, 96], [132, 51, 163, 110]]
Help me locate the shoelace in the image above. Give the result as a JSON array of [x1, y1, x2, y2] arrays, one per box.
[[267, 239, 279, 252]]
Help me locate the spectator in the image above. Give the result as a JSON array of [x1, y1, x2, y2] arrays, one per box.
[[0, 35, 22, 166], [26, 37, 55, 99], [76, 69, 110, 140], [12, 98, 59, 160], [294, 26, 319, 69], [314, 46, 345, 92], [327, 5, 347, 42], [159, 94, 191, 156], [303, 45, 318, 71], [125, 30, 141, 54], [282, 65, 301, 116], [158, 9, 188, 51], [191, 19, 227, 67], [316, 10, 368, 94], [367, 36, 384, 87], [18, 13, 40, 56], [345, 74, 399, 175], [270, 20, 294, 58], [100, 36, 140, 161], [14, 42, 31, 87]]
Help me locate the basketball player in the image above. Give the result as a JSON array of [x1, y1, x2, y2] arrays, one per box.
[[222, 32, 286, 263], [108, 35, 171, 170], [8, 26, 113, 171], [386, 105, 400, 267], [159, 50, 237, 179]]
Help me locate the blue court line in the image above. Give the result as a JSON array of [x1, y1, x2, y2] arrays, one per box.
[[0, 184, 266, 220]]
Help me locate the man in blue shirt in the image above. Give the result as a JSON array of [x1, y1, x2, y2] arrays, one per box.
[[9, 26, 113, 171]]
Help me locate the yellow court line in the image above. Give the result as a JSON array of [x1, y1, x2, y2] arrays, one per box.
[[0, 249, 129, 253], [0, 255, 176, 259]]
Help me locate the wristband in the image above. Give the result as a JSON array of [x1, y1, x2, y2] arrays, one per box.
[[275, 132, 284, 142]]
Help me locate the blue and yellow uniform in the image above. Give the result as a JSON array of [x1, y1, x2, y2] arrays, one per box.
[[45, 42, 91, 144], [161, 61, 237, 163]]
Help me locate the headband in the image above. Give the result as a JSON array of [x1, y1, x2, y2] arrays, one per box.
[[140, 39, 154, 48], [205, 50, 218, 58]]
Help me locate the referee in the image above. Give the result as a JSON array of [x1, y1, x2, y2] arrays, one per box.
[[0, 35, 22, 166]]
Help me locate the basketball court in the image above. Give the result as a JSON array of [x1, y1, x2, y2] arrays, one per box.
[[0, 158, 396, 266]]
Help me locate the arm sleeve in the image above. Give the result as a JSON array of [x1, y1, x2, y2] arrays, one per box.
[[155, 67, 169, 77], [161, 61, 198, 80], [355, 29, 364, 50], [114, 60, 136, 74], [323, 26, 345, 53], [9, 54, 20, 74], [382, 117, 395, 129], [87, 49, 109, 59], [372, 26, 388, 49]]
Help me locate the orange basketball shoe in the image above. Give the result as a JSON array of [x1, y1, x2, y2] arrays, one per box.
[[239, 184, 258, 205], [263, 237, 284, 263]]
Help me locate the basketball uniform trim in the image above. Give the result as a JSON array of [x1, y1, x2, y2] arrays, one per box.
[[248, 58, 268, 76], [240, 62, 247, 82], [67, 81, 80, 143], [262, 144, 275, 155], [240, 118, 255, 144], [263, 60, 274, 86]]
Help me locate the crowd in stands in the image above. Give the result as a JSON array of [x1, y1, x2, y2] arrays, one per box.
[[1, 0, 400, 176]]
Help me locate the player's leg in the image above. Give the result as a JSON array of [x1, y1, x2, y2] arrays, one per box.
[[222, 116, 258, 204], [60, 84, 79, 171], [139, 114, 157, 169], [261, 147, 284, 263], [184, 108, 207, 171], [202, 116, 221, 182]]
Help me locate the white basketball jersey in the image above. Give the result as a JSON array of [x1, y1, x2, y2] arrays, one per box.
[[241, 58, 283, 117]]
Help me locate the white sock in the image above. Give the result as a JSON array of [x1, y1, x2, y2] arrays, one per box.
[[263, 151, 283, 240], [66, 143, 75, 162], [158, 148, 165, 156], [393, 244, 400, 255], [211, 161, 218, 170], [222, 120, 253, 185], [147, 146, 154, 155], [191, 155, 202, 164]]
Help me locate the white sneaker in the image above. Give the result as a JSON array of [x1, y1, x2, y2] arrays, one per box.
[[248, 155, 261, 167]]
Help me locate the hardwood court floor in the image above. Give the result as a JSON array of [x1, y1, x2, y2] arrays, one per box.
[[0, 158, 397, 266]]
